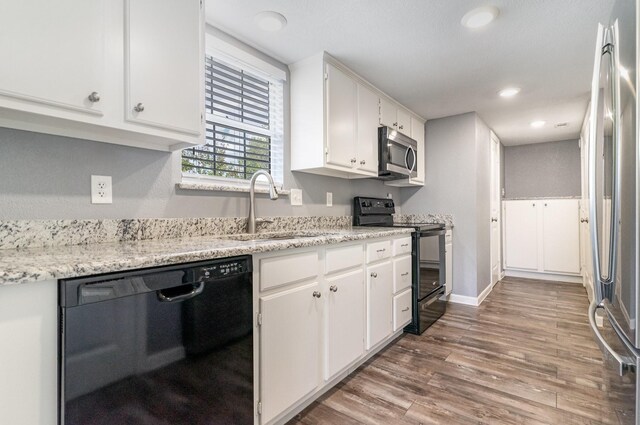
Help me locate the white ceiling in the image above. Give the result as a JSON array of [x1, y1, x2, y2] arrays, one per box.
[[205, 0, 614, 146]]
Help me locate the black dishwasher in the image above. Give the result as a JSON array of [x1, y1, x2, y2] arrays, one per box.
[[58, 256, 253, 425]]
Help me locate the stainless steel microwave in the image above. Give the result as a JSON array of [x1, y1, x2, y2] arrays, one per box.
[[378, 126, 418, 180]]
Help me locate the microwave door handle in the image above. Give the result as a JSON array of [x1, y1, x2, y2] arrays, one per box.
[[404, 147, 414, 172], [409, 147, 416, 172]]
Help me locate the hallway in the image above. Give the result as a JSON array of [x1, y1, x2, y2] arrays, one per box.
[[290, 277, 635, 425]]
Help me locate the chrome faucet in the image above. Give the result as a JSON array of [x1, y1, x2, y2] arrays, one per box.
[[247, 170, 279, 234]]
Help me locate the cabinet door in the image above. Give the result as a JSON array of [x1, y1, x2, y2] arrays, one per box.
[[397, 108, 411, 136], [445, 238, 453, 296], [504, 201, 539, 270], [326, 269, 365, 380], [366, 261, 393, 349], [126, 0, 203, 135], [542, 200, 580, 274], [325, 63, 357, 169], [0, 0, 105, 115], [411, 117, 425, 184], [260, 281, 321, 423], [356, 83, 379, 174], [379, 97, 397, 128]]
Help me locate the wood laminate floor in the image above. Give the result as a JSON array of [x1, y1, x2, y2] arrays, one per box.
[[289, 277, 636, 425]]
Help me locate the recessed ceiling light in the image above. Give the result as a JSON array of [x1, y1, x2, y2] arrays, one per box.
[[461, 6, 500, 29], [499, 87, 520, 98], [531, 120, 546, 128], [254, 11, 287, 32]]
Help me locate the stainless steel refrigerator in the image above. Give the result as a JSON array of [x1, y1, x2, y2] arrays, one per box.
[[588, 0, 639, 423]]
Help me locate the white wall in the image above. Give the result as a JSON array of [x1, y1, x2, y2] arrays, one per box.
[[400, 112, 491, 298]]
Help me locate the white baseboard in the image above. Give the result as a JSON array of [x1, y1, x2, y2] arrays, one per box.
[[504, 269, 582, 284], [448, 282, 493, 307]]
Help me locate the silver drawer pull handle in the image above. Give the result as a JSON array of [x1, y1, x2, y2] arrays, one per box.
[[329, 285, 338, 292], [312, 291, 321, 298], [401, 272, 409, 277], [401, 244, 409, 247], [376, 248, 386, 253], [370, 272, 378, 278], [401, 307, 410, 312]]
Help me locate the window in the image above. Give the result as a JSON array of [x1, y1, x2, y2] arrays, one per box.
[[182, 51, 284, 185]]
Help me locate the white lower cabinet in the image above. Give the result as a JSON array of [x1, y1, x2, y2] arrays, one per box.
[[503, 199, 580, 276], [366, 260, 393, 349], [256, 234, 411, 424], [259, 281, 322, 424], [325, 268, 365, 380]]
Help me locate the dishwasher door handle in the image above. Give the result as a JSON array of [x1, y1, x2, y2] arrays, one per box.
[[157, 282, 205, 302]]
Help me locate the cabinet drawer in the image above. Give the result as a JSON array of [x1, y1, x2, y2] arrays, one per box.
[[393, 237, 412, 256], [393, 289, 412, 331], [393, 255, 412, 293], [260, 251, 319, 291], [326, 243, 364, 274], [366, 240, 392, 263]]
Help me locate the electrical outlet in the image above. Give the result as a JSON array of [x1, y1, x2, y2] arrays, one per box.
[[326, 192, 333, 207], [91, 175, 112, 204], [290, 189, 302, 206]]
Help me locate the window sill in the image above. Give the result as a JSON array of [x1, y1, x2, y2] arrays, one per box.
[[176, 182, 290, 196]]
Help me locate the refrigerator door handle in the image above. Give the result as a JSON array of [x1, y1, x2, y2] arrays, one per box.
[[588, 300, 638, 376], [588, 23, 620, 302]]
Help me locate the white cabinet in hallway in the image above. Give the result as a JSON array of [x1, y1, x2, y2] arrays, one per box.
[[503, 199, 581, 279]]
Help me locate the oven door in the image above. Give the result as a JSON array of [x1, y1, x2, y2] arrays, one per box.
[[378, 127, 418, 179], [418, 230, 446, 300]]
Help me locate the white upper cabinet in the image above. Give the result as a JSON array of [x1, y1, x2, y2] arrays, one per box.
[[325, 64, 358, 169], [379, 97, 397, 129], [397, 108, 411, 135], [291, 52, 424, 180], [0, 0, 204, 151], [0, 0, 106, 116], [356, 82, 380, 174], [125, 0, 203, 135]]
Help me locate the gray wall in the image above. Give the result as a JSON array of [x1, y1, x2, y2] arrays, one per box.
[[503, 139, 581, 199], [0, 30, 398, 220], [400, 112, 491, 298]]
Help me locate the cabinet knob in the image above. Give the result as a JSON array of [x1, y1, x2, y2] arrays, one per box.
[[532, 203, 536, 207], [581, 218, 589, 223], [312, 291, 321, 298], [544, 203, 548, 207], [87, 91, 100, 103], [329, 285, 338, 292], [370, 272, 378, 278], [491, 217, 498, 222], [133, 102, 145, 112], [393, 122, 398, 127], [360, 160, 366, 165], [399, 125, 404, 130], [350, 158, 356, 164]]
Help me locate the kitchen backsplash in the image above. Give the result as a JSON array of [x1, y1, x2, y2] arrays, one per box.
[[0, 216, 352, 250]]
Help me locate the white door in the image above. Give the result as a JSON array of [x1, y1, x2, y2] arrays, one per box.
[[126, 0, 203, 135], [325, 269, 365, 380], [325, 64, 357, 169], [366, 261, 393, 349], [355, 83, 379, 174], [579, 130, 594, 300], [504, 201, 539, 270], [379, 97, 397, 128], [542, 200, 581, 274], [259, 281, 321, 424], [490, 133, 501, 285], [396, 108, 411, 136], [0, 0, 105, 115]]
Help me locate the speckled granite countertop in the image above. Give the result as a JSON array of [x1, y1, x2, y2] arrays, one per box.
[[0, 227, 413, 286]]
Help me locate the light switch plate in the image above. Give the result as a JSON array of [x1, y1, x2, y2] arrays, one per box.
[[290, 189, 303, 206], [326, 192, 333, 207], [91, 175, 112, 204]]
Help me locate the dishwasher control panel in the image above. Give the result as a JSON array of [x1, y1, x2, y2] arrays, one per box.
[[193, 259, 251, 281]]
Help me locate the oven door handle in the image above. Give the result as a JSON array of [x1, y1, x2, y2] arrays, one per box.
[[157, 282, 205, 302]]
